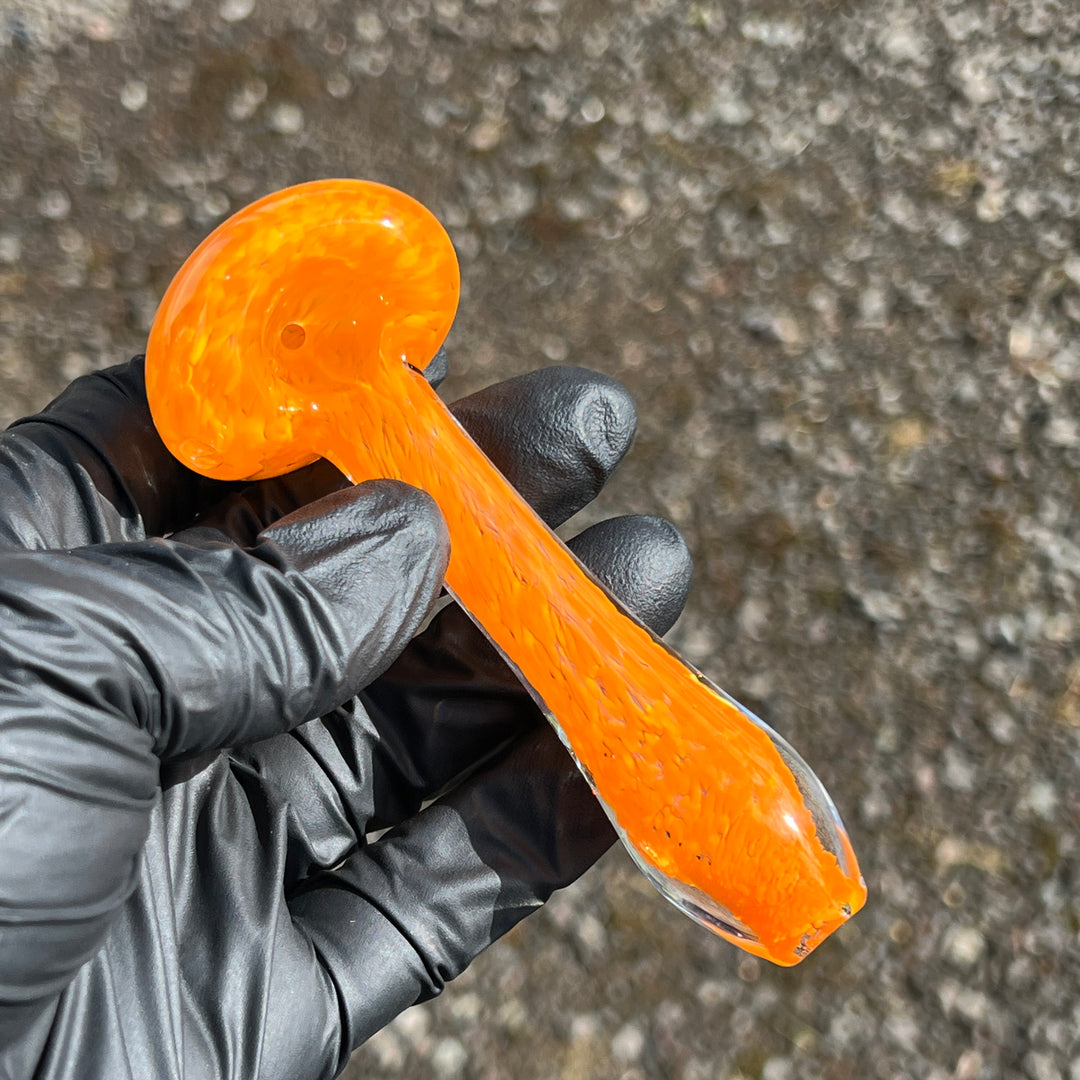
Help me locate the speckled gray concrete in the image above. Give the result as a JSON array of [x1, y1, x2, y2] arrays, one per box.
[[2, 1, 1079, 1077]]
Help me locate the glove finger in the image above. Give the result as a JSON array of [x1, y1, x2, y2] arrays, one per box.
[[447, 364, 637, 526], [286, 721, 610, 1059]]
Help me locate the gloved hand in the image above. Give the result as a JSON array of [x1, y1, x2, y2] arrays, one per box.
[[0, 357, 692, 1080]]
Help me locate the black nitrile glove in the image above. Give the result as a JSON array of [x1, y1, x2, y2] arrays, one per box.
[[0, 357, 692, 1080]]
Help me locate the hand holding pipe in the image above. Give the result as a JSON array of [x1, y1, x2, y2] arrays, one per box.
[[145, 179, 866, 965]]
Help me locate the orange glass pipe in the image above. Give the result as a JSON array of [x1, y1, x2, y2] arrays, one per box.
[[145, 179, 866, 965]]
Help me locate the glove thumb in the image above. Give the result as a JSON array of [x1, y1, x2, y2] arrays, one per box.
[[149, 478, 451, 759]]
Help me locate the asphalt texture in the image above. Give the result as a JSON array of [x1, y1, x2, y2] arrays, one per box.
[[3, 1, 1080, 1078]]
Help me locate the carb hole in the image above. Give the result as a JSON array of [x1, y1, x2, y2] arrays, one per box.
[[281, 323, 306, 349]]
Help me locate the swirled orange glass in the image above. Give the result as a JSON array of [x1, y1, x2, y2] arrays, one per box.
[[146, 179, 866, 965]]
